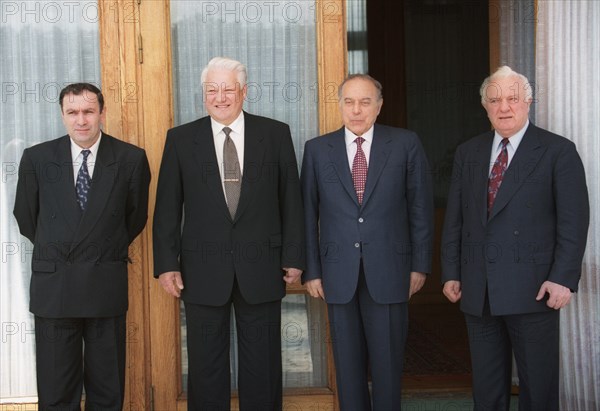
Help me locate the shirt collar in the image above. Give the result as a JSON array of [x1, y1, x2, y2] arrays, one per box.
[[70, 132, 102, 161], [211, 111, 245, 137], [493, 120, 529, 151], [344, 125, 374, 147]]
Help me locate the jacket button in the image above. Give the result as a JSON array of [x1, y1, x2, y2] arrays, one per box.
[[358, 217, 364, 223], [514, 230, 519, 236], [354, 243, 360, 248]]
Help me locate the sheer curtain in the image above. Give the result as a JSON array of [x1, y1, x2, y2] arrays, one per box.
[[0, 0, 100, 402], [347, 0, 368, 74], [535, 1, 600, 409], [498, 0, 536, 123], [169, 0, 325, 391]]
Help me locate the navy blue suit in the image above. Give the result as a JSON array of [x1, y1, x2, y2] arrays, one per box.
[[302, 124, 434, 410], [442, 123, 589, 410]]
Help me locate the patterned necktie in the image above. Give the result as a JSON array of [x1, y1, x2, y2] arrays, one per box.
[[351, 136, 368, 205], [76, 149, 92, 211], [487, 138, 509, 215], [223, 127, 241, 218]]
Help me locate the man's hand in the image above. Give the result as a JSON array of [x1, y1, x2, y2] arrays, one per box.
[[283, 267, 303, 284], [443, 280, 462, 303], [536, 280, 572, 309], [158, 271, 184, 298], [409, 271, 427, 298], [306, 279, 325, 299]]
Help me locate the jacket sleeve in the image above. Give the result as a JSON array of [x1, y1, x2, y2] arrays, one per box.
[[405, 133, 435, 274], [126, 149, 151, 244], [300, 140, 321, 282], [13, 148, 39, 243], [547, 140, 589, 291], [441, 145, 464, 283], [152, 132, 184, 277], [278, 124, 306, 270]]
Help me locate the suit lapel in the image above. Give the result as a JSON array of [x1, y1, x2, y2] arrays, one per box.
[[473, 133, 494, 227], [53, 136, 81, 233], [327, 128, 357, 205], [362, 125, 391, 207], [235, 113, 265, 222], [192, 118, 231, 220], [70, 135, 117, 251], [489, 124, 545, 220]]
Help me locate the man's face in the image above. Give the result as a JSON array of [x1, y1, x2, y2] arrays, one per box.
[[482, 75, 531, 138], [340, 78, 383, 136], [61, 90, 105, 149], [203, 68, 247, 126]]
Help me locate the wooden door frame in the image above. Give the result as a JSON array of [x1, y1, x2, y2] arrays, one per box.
[[98, 1, 346, 410]]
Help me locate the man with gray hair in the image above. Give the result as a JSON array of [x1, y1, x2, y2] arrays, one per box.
[[302, 74, 434, 410], [442, 66, 589, 410], [153, 57, 305, 410]]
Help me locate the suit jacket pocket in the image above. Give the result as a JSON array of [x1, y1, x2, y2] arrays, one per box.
[[32, 260, 56, 273]]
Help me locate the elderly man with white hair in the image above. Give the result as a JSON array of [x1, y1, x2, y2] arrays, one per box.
[[442, 66, 589, 411]]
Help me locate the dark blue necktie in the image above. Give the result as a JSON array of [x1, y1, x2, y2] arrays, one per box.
[[76, 149, 92, 211]]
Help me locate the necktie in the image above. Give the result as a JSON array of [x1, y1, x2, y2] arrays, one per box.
[[223, 127, 241, 218], [351, 136, 368, 205], [76, 149, 92, 211], [487, 138, 509, 215]]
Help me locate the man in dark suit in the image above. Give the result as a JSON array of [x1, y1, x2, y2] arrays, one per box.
[[301, 74, 434, 410], [441, 66, 589, 410], [13, 83, 151, 411], [153, 57, 305, 411]]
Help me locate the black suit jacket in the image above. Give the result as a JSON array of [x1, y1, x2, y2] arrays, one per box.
[[13, 134, 151, 318], [441, 123, 589, 316], [153, 112, 305, 306]]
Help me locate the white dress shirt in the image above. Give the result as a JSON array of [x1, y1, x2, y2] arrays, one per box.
[[71, 133, 102, 184], [488, 120, 528, 176], [344, 125, 374, 170]]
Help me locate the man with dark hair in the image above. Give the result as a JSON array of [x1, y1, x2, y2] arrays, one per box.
[[14, 82, 150, 411]]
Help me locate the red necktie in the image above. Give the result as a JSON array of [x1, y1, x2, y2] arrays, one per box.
[[352, 137, 368, 204], [487, 138, 509, 215]]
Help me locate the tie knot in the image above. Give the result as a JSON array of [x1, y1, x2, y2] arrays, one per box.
[[500, 138, 509, 148], [355, 136, 364, 147], [223, 127, 232, 138], [81, 149, 91, 161]]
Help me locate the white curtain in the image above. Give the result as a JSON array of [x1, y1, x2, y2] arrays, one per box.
[[0, 0, 100, 402], [535, 1, 600, 409], [169, 0, 325, 391]]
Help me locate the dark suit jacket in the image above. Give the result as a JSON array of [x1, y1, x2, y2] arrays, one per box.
[[13, 134, 151, 318], [152, 112, 305, 306], [441, 123, 589, 316], [301, 124, 434, 304]]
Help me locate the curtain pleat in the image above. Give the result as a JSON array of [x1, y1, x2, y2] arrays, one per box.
[[535, 1, 600, 409], [0, 0, 100, 401]]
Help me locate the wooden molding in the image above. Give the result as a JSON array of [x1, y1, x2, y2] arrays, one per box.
[[316, 0, 347, 134]]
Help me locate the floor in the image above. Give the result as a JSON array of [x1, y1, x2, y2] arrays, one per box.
[[404, 302, 472, 392]]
